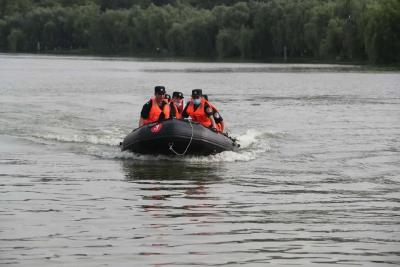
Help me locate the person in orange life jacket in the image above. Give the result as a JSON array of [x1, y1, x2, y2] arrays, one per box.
[[139, 86, 170, 127], [182, 89, 218, 131], [203, 94, 225, 133], [170, 91, 184, 119]]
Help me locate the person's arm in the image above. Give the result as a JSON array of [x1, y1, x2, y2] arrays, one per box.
[[210, 116, 217, 129], [213, 111, 223, 123], [182, 102, 190, 118], [213, 111, 224, 132], [139, 101, 151, 126], [169, 102, 176, 118], [219, 121, 225, 132], [205, 104, 216, 129], [158, 102, 166, 121]]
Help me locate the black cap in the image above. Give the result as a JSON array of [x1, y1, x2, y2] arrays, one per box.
[[203, 94, 208, 101], [165, 94, 171, 100], [154, 86, 166, 94], [192, 89, 202, 97], [172, 91, 184, 99]]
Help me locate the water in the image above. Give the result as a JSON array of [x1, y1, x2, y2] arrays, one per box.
[[1, 54, 399, 266]]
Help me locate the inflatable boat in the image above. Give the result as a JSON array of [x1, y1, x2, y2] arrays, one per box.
[[120, 119, 239, 156]]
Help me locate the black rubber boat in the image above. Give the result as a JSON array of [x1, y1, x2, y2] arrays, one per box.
[[120, 119, 239, 156]]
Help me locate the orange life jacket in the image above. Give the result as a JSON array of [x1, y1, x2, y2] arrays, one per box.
[[170, 102, 182, 119], [186, 98, 212, 128], [143, 97, 170, 125]]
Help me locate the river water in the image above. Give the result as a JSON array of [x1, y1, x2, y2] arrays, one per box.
[[1, 54, 399, 266]]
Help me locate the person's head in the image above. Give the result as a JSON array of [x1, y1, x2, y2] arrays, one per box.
[[191, 89, 202, 106], [165, 94, 171, 102], [172, 91, 184, 104], [203, 94, 208, 101], [154, 86, 166, 102]]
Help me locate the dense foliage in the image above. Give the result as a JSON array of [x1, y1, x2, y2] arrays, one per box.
[[1, 0, 399, 64]]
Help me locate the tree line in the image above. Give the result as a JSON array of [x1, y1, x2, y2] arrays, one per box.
[[1, 0, 399, 64]]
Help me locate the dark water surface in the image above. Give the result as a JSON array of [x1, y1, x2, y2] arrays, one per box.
[[1, 54, 399, 266]]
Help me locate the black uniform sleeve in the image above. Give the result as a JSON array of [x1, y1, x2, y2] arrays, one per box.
[[140, 101, 152, 119], [182, 103, 190, 118], [204, 103, 213, 116], [213, 110, 223, 123], [169, 102, 176, 118], [159, 102, 167, 121]]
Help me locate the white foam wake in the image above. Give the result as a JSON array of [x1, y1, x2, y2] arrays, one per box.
[[99, 149, 260, 163], [32, 131, 123, 146], [236, 129, 262, 148], [32, 128, 277, 163], [103, 129, 272, 163]]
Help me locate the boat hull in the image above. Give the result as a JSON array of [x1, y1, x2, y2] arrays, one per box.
[[121, 119, 238, 156]]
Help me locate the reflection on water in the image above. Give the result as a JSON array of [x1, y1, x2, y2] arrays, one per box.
[[122, 160, 222, 181], [122, 160, 221, 208]]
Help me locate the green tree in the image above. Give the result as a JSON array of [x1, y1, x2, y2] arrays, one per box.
[[321, 18, 346, 60], [216, 28, 239, 58], [181, 11, 217, 57], [146, 4, 171, 50], [304, 3, 335, 58], [166, 22, 185, 55], [364, 0, 400, 64], [0, 19, 6, 49], [0, 0, 32, 17], [252, 3, 274, 58], [43, 20, 57, 49], [71, 4, 98, 49], [7, 28, 25, 51], [220, 2, 249, 29], [90, 9, 129, 52], [238, 26, 254, 58]]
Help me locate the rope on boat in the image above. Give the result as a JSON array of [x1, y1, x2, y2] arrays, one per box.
[[169, 119, 194, 156]]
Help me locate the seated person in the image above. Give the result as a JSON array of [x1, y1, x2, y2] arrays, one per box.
[[139, 86, 170, 127], [182, 89, 218, 131], [170, 91, 184, 119]]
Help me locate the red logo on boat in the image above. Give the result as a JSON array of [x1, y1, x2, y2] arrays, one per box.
[[150, 123, 162, 133]]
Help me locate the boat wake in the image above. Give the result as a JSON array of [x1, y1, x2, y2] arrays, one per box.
[[106, 129, 271, 163], [29, 128, 276, 163], [31, 127, 125, 146]]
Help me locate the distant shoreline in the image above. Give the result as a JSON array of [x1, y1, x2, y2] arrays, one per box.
[[1, 51, 399, 71], [2, 1, 399, 66]]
